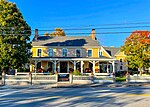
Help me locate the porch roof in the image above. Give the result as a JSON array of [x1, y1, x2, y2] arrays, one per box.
[[31, 56, 116, 61]]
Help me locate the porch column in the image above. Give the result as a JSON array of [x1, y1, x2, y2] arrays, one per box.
[[107, 62, 109, 73], [74, 61, 76, 71], [54, 60, 57, 72], [81, 61, 83, 74], [93, 61, 95, 74], [112, 61, 115, 73], [67, 61, 69, 73], [58, 62, 60, 73], [34, 60, 37, 73]]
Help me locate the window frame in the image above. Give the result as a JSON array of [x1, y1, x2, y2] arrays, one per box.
[[87, 49, 92, 57], [48, 48, 53, 57], [75, 49, 81, 57], [37, 48, 42, 57], [62, 48, 68, 57], [99, 50, 103, 57]]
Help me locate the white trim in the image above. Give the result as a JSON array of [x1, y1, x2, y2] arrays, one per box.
[[101, 46, 112, 58], [87, 49, 92, 57], [67, 61, 69, 72], [99, 49, 103, 57], [32, 57, 116, 61]]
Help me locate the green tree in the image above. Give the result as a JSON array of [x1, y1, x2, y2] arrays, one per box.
[[0, 0, 31, 73], [44, 28, 66, 36], [121, 31, 150, 75]]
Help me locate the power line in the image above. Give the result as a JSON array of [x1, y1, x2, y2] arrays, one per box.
[[34, 25, 150, 31], [1, 31, 150, 36], [1, 21, 150, 30], [35, 21, 150, 28]]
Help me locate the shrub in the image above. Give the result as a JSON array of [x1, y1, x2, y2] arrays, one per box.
[[73, 70, 81, 76], [115, 77, 126, 82]]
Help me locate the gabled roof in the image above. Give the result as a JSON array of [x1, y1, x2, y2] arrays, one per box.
[[32, 36, 100, 47], [103, 47, 120, 57]]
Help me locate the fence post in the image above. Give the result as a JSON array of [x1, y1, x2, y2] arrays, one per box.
[[90, 72, 94, 83], [69, 71, 73, 84], [29, 72, 32, 85], [2, 72, 5, 85], [55, 71, 58, 82], [112, 73, 116, 83], [126, 72, 130, 83]]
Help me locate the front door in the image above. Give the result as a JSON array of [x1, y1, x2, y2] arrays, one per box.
[[60, 62, 68, 73]]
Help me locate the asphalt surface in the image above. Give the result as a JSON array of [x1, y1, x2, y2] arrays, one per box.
[[0, 82, 150, 107]]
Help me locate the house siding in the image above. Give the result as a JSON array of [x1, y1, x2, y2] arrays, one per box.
[[92, 48, 98, 57]]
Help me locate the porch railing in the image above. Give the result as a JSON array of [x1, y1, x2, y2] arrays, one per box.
[[2, 72, 57, 85], [129, 75, 150, 82]]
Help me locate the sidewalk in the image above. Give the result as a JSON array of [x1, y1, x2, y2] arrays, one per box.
[[0, 82, 150, 89], [49, 82, 150, 88]]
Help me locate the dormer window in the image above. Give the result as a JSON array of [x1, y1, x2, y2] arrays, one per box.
[[48, 48, 53, 57], [88, 50, 92, 57], [76, 49, 81, 57], [62, 48, 67, 57], [37, 49, 42, 57]]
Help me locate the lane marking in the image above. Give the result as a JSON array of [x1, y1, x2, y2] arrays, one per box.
[[126, 94, 150, 97]]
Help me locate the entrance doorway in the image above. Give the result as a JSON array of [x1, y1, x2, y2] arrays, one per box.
[[59, 62, 69, 82], [60, 62, 68, 73]]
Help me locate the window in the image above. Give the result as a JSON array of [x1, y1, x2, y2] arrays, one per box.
[[120, 59, 122, 62], [99, 50, 102, 57], [62, 48, 67, 57], [88, 50, 92, 57], [76, 49, 81, 57], [37, 49, 42, 57], [120, 66, 123, 70], [120, 59, 123, 65], [48, 48, 53, 57]]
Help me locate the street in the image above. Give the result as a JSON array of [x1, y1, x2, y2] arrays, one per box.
[[0, 86, 150, 107]]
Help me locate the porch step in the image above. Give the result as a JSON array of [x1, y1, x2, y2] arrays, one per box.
[[57, 81, 70, 84]]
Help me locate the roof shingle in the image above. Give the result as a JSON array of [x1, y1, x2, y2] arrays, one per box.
[[32, 36, 100, 47]]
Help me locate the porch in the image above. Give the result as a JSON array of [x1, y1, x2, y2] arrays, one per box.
[[30, 57, 116, 76]]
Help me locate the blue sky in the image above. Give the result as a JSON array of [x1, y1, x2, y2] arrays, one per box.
[[9, 0, 150, 47]]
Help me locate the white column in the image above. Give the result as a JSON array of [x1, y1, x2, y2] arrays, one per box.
[[34, 60, 37, 73], [58, 62, 60, 73], [93, 61, 95, 74], [67, 61, 69, 73], [54, 60, 57, 72], [74, 61, 76, 71], [81, 61, 83, 74], [107, 62, 109, 73], [112, 61, 115, 73]]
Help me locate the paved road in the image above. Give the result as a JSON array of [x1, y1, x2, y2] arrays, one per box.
[[0, 86, 150, 107]]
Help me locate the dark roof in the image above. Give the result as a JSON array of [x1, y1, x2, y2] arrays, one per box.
[[32, 36, 100, 47], [103, 47, 120, 57]]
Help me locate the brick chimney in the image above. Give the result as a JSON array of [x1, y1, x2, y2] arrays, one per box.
[[90, 29, 96, 40], [34, 29, 39, 40]]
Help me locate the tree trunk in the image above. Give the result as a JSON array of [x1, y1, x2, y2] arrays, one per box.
[[139, 68, 142, 76]]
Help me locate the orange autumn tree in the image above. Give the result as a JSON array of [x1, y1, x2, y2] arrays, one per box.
[[121, 30, 150, 75], [44, 28, 66, 36]]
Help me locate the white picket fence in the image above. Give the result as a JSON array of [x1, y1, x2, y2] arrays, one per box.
[[1, 73, 150, 85], [72, 75, 114, 84], [129, 75, 150, 82], [3, 72, 57, 85]]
